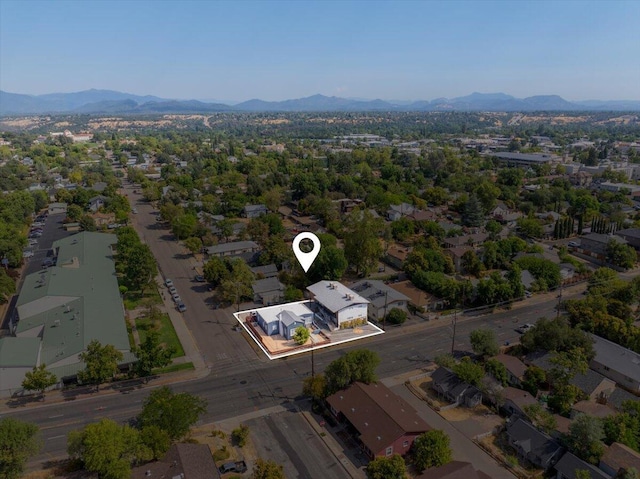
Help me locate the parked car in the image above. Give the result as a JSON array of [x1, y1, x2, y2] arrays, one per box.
[[177, 302, 187, 312], [568, 241, 579, 247], [42, 258, 55, 267], [23, 250, 34, 258], [28, 239, 38, 246], [29, 232, 42, 239], [132, 208, 138, 214], [516, 323, 534, 334], [219, 461, 247, 474], [165, 279, 173, 287], [32, 221, 44, 227], [194, 275, 205, 282], [168, 286, 177, 295], [172, 293, 181, 303], [525, 291, 532, 298]]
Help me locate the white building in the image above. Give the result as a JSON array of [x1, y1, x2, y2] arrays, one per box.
[[307, 281, 369, 328]]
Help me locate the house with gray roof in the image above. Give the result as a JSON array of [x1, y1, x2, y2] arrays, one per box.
[[205, 241, 259, 258], [307, 281, 369, 328], [251, 264, 279, 278], [253, 301, 314, 340], [431, 367, 482, 408], [349, 280, 409, 321], [506, 418, 564, 470], [579, 233, 627, 262], [589, 334, 640, 393], [554, 452, 611, 479], [252, 277, 285, 305], [243, 204, 267, 218], [616, 228, 640, 250], [0, 232, 133, 397]]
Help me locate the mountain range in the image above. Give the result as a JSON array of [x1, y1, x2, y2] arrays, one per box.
[[2, 89, 640, 115]]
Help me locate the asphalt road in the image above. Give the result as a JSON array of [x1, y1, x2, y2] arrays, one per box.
[[7, 287, 575, 464], [4, 182, 585, 464]]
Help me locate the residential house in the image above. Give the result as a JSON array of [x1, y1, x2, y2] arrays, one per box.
[[48, 202, 67, 215], [599, 443, 640, 477], [326, 381, 430, 458], [385, 243, 411, 269], [492, 203, 523, 223], [250, 264, 279, 279], [579, 233, 628, 263], [243, 204, 268, 218], [502, 387, 538, 417], [570, 401, 616, 419], [131, 443, 220, 479], [253, 301, 314, 340], [444, 246, 473, 273], [92, 182, 107, 193], [616, 228, 640, 250], [335, 198, 364, 214], [350, 280, 409, 321], [554, 452, 611, 479], [415, 461, 491, 479], [443, 233, 488, 249], [205, 241, 259, 258], [389, 280, 446, 312], [307, 281, 369, 329], [252, 277, 285, 305], [387, 203, 415, 221], [570, 369, 616, 401], [505, 418, 564, 470], [430, 367, 482, 408], [87, 195, 108, 212], [589, 334, 640, 394], [1, 232, 134, 397], [494, 354, 527, 386]]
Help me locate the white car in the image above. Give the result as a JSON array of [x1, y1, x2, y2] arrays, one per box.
[[172, 294, 182, 303], [516, 323, 535, 334], [23, 250, 34, 258], [165, 279, 173, 287], [168, 286, 177, 295]]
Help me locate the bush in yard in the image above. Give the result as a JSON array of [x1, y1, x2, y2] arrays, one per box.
[[232, 424, 250, 447]]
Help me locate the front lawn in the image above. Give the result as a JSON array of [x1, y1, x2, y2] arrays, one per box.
[[135, 312, 185, 358]]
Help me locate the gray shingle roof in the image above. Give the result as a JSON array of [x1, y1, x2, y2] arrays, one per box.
[[349, 280, 409, 309], [307, 281, 369, 313], [591, 334, 640, 383], [252, 277, 284, 295], [206, 241, 258, 255], [554, 452, 610, 479], [506, 418, 562, 463]]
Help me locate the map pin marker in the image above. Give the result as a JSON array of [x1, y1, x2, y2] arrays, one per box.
[[292, 232, 321, 273]]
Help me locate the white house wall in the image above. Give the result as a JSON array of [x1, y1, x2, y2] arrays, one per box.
[[336, 303, 368, 324]]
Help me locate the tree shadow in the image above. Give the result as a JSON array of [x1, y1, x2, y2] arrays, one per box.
[[5, 394, 43, 408]]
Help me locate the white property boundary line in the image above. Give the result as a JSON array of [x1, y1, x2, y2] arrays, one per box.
[[233, 300, 385, 360]]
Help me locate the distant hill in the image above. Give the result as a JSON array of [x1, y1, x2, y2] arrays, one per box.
[[1, 89, 639, 115]]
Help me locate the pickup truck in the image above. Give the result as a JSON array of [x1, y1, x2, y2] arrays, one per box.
[[219, 461, 247, 474]]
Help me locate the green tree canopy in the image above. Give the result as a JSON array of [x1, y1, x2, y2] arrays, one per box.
[[412, 429, 452, 472], [21, 364, 57, 399], [469, 328, 499, 358], [77, 340, 123, 391], [452, 357, 484, 387], [138, 386, 207, 441], [343, 210, 385, 276], [386, 308, 408, 325], [133, 330, 175, 379], [324, 349, 381, 395], [0, 418, 41, 479], [251, 458, 285, 479], [566, 414, 606, 464], [293, 326, 310, 345], [68, 418, 151, 479], [366, 454, 406, 479]]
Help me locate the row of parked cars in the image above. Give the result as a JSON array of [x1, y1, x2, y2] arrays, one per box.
[[165, 279, 186, 312], [24, 213, 49, 259]]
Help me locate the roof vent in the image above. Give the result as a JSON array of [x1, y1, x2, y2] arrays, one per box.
[[53, 320, 60, 327]]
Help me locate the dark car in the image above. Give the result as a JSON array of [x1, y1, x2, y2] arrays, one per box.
[[194, 275, 205, 282], [177, 302, 186, 313], [219, 461, 247, 474], [42, 258, 55, 267]]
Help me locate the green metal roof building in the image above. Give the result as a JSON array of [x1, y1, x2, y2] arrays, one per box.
[[0, 231, 133, 396]]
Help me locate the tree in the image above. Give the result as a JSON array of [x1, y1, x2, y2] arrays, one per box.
[[576, 470, 592, 479], [77, 340, 123, 391], [412, 430, 452, 472], [386, 308, 407, 325], [252, 458, 285, 479], [139, 425, 170, 460], [133, 331, 175, 379], [343, 210, 385, 276], [522, 366, 546, 396], [452, 357, 484, 387], [307, 244, 348, 282], [606, 240, 637, 269], [548, 384, 581, 416], [68, 418, 150, 479], [0, 268, 16, 304], [21, 364, 57, 399], [523, 403, 557, 434], [67, 203, 84, 221], [292, 326, 310, 345], [517, 217, 544, 238], [171, 213, 197, 240], [566, 414, 606, 464], [203, 256, 228, 287], [0, 418, 41, 479], [461, 250, 484, 277], [366, 454, 406, 479], [138, 386, 207, 440], [324, 349, 381, 395], [302, 375, 327, 402], [219, 258, 254, 311], [231, 424, 250, 447], [485, 358, 508, 386], [549, 348, 589, 387], [183, 236, 202, 256], [462, 193, 484, 227], [469, 329, 499, 358]]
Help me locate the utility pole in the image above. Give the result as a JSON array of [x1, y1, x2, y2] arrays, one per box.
[[382, 290, 389, 330], [556, 281, 564, 319]]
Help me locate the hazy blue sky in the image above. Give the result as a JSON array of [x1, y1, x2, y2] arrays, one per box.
[[1, 0, 639, 101]]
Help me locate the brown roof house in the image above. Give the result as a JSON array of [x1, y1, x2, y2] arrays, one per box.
[[502, 387, 538, 418], [415, 461, 492, 479], [493, 354, 528, 387], [326, 381, 430, 459], [131, 443, 220, 479], [599, 442, 640, 477]]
